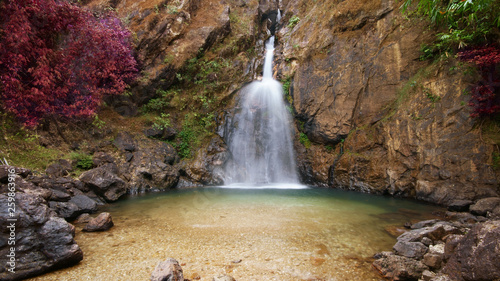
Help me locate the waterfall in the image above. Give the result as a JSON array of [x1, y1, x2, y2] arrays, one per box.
[[224, 36, 302, 188]]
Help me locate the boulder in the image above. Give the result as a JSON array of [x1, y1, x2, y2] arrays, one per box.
[[68, 194, 98, 214], [92, 152, 116, 167], [83, 212, 114, 232], [114, 132, 137, 152], [151, 258, 184, 281], [0, 193, 82, 280], [469, 197, 500, 218], [393, 241, 428, 259], [372, 252, 428, 280], [79, 167, 127, 202], [447, 199, 474, 212], [45, 159, 72, 177], [442, 220, 500, 281], [49, 201, 81, 220]]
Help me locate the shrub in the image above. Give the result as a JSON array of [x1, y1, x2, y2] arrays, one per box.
[[458, 45, 500, 117], [0, 0, 138, 127]]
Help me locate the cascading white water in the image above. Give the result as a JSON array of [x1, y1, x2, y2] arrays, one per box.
[[224, 36, 301, 188]]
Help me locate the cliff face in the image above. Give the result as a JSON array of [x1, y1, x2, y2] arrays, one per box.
[[94, 0, 498, 204], [276, 0, 499, 204]]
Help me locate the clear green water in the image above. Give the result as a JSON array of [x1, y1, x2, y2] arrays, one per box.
[[31, 187, 443, 281]]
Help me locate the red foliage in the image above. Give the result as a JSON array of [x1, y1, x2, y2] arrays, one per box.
[[0, 0, 138, 127], [458, 45, 500, 118]]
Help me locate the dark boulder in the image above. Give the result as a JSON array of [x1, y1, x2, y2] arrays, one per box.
[[79, 167, 127, 202], [151, 258, 184, 281], [447, 199, 473, 212], [69, 194, 98, 214], [83, 212, 114, 232], [49, 201, 81, 220], [184, 135, 229, 185], [45, 159, 73, 178], [0, 193, 82, 280], [442, 220, 500, 281], [393, 241, 428, 259], [469, 197, 500, 218]]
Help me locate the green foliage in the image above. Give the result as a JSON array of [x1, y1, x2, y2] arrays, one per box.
[[402, 0, 500, 55], [152, 113, 171, 130], [424, 88, 441, 103], [288, 15, 300, 29], [299, 132, 311, 149], [92, 114, 106, 129], [492, 151, 500, 170], [174, 113, 215, 158], [70, 152, 93, 170]]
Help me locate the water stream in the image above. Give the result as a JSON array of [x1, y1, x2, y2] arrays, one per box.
[[224, 36, 299, 186], [29, 188, 443, 280]]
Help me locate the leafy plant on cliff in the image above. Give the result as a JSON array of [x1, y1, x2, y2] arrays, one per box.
[[0, 0, 138, 127], [288, 15, 300, 29], [402, 0, 500, 55], [299, 133, 311, 149]]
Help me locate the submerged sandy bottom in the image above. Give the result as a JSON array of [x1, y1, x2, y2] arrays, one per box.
[[30, 188, 442, 281]]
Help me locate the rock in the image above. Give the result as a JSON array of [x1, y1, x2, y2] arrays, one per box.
[[145, 127, 177, 141], [447, 199, 474, 212], [213, 275, 236, 281], [184, 135, 229, 185], [423, 252, 443, 269], [411, 219, 439, 229], [79, 167, 127, 202], [442, 220, 500, 281], [421, 270, 436, 281], [68, 194, 98, 214], [469, 197, 500, 218], [92, 152, 116, 167], [49, 188, 72, 201], [83, 212, 114, 232], [49, 201, 81, 220], [0, 165, 31, 183], [393, 241, 428, 259], [45, 159, 72, 177], [114, 132, 136, 152], [75, 213, 92, 224], [125, 141, 179, 193], [397, 221, 461, 243], [372, 252, 428, 280], [151, 258, 184, 281], [0, 193, 82, 280]]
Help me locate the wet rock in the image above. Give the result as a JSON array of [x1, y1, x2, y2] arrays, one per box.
[[79, 167, 127, 202], [45, 159, 72, 177], [68, 194, 98, 214], [469, 197, 500, 218], [442, 220, 500, 281], [213, 275, 236, 281], [184, 135, 229, 185], [393, 241, 428, 259], [49, 201, 81, 220], [398, 221, 461, 243], [372, 252, 428, 280], [83, 212, 114, 232], [0, 193, 82, 280], [411, 219, 439, 229], [151, 258, 184, 281], [447, 199, 473, 212], [145, 127, 177, 141], [48, 188, 72, 201]]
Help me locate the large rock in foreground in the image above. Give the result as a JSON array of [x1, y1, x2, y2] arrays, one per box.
[[0, 192, 83, 280], [442, 220, 500, 281]]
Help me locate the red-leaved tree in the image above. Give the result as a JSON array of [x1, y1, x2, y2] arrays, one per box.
[[458, 45, 500, 118], [0, 0, 138, 127]]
